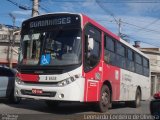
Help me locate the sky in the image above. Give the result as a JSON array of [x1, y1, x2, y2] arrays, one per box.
[[0, 0, 160, 48]]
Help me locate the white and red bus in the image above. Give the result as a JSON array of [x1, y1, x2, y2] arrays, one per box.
[[15, 13, 150, 112]]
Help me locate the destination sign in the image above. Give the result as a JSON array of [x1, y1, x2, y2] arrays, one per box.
[[29, 17, 71, 28], [22, 14, 81, 32]]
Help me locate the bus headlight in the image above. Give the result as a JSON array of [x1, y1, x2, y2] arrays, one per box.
[[15, 77, 24, 85], [57, 74, 80, 87]]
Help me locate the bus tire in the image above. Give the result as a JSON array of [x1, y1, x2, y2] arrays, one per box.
[[96, 85, 111, 112], [132, 89, 141, 108], [45, 100, 60, 108]]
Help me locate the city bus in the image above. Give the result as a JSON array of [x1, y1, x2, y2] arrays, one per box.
[[15, 13, 150, 112]]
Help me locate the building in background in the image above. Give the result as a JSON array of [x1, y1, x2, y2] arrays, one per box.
[[140, 48, 160, 96], [0, 24, 20, 67]]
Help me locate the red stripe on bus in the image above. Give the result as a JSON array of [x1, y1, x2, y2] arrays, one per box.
[[16, 73, 39, 82]]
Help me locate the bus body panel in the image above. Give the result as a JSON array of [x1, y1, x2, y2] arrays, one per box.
[[82, 14, 121, 102], [102, 64, 121, 101], [82, 15, 104, 102], [83, 61, 102, 102], [15, 77, 85, 101], [82, 14, 150, 102], [15, 66, 85, 102], [119, 38, 150, 101], [119, 69, 150, 101], [81, 14, 120, 41]]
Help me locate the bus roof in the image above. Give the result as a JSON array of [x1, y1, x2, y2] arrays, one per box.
[[22, 12, 81, 23]]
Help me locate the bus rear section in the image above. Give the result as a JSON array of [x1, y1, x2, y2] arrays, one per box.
[[15, 13, 150, 112]]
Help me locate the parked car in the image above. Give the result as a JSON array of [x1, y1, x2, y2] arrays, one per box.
[[0, 66, 21, 103], [150, 92, 160, 118]]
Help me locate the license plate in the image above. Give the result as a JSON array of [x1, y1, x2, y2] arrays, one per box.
[[32, 89, 43, 94]]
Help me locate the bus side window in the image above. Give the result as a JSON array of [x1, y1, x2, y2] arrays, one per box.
[[135, 53, 143, 74], [116, 42, 126, 69], [126, 49, 135, 72], [143, 58, 149, 76], [104, 35, 116, 65]]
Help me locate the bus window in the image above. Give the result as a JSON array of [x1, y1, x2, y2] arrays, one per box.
[[135, 53, 143, 74], [126, 49, 135, 72], [84, 25, 101, 71], [22, 33, 41, 65], [116, 42, 126, 69], [104, 36, 116, 65], [143, 58, 149, 76], [21, 29, 81, 66]]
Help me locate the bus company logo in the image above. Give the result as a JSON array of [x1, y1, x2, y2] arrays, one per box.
[[30, 17, 71, 28]]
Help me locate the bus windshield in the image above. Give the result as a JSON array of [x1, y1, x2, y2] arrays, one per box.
[[20, 28, 81, 66]]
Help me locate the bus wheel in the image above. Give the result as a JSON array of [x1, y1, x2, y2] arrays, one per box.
[[132, 89, 141, 108], [45, 100, 60, 108], [96, 85, 110, 112]]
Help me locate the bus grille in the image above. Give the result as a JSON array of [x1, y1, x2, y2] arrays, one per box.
[[23, 81, 58, 85]]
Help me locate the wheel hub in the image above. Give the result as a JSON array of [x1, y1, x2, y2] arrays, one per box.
[[101, 91, 109, 106]]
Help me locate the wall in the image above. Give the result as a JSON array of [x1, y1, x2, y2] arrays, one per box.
[[140, 48, 160, 95]]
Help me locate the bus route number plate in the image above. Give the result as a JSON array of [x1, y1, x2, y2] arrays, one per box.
[[32, 89, 43, 94]]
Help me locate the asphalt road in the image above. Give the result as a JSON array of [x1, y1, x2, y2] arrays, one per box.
[[0, 99, 154, 120]]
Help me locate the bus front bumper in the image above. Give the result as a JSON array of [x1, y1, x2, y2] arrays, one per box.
[[15, 78, 85, 102]]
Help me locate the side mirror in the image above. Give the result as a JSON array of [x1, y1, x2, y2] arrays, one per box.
[[88, 38, 94, 50]]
